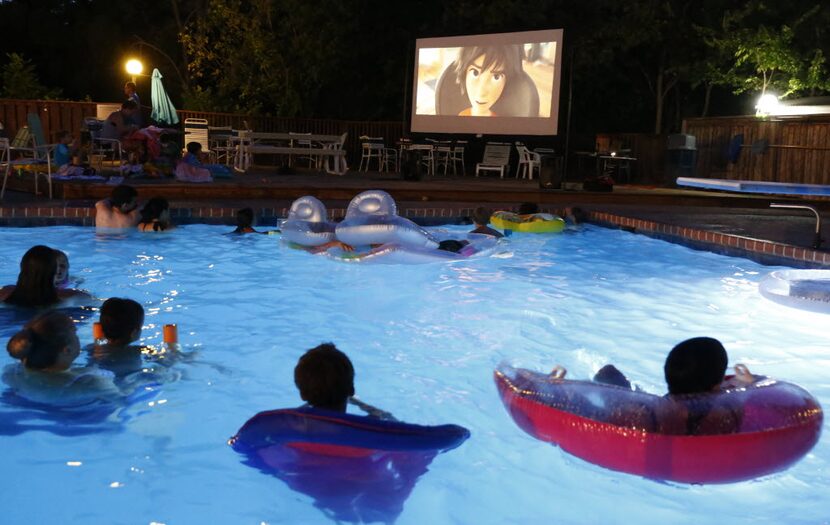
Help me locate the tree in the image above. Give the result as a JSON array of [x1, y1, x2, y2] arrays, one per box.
[[0, 53, 60, 99]]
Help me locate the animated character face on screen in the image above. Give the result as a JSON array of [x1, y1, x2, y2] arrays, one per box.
[[455, 45, 524, 117]]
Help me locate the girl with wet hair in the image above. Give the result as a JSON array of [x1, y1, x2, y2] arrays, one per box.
[[1, 245, 59, 308], [138, 197, 174, 232], [4, 312, 119, 404]]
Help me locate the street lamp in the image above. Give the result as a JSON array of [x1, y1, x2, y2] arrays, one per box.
[[125, 59, 144, 83]]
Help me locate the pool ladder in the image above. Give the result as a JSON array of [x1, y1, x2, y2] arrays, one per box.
[[770, 203, 823, 249]]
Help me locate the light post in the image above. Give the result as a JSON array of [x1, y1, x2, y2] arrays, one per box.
[[125, 59, 144, 84]]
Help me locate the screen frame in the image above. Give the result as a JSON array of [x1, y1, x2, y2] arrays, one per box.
[[410, 29, 564, 136]]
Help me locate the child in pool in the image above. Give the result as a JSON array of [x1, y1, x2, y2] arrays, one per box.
[[454, 45, 525, 117], [469, 207, 504, 238], [89, 298, 145, 375], [0, 245, 90, 308], [294, 343, 394, 420], [138, 197, 175, 232], [3, 311, 119, 405], [594, 337, 743, 434]]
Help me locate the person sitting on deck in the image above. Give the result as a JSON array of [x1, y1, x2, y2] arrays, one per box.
[[176, 142, 232, 182], [294, 342, 393, 419], [470, 206, 504, 238], [95, 184, 141, 229], [0, 246, 89, 308]]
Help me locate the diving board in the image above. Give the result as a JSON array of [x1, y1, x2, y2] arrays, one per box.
[[677, 177, 830, 197]]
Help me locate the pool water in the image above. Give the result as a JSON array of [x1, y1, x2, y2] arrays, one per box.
[[0, 225, 827, 524]]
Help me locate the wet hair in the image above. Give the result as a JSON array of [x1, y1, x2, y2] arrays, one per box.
[[517, 202, 539, 215], [100, 298, 144, 344], [139, 197, 170, 230], [437, 239, 468, 253], [3, 245, 59, 308], [110, 184, 138, 208], [472, 207, 492, 226], [294, 343, 355, 411], [236, 208, 254, 229], [121, 100, 137, 111], [569, 206, 587, 224], [664, 337, 728, 395], [7, 311, 77, 370], [455, 45, 525, 98], [186, 142, 202, 155], [124, 81, 136, 92]]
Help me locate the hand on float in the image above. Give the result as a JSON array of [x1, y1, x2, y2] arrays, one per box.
[[349, 397, 397, 421]]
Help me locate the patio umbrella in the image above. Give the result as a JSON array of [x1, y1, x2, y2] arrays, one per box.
[[150, 68, 179, 126]]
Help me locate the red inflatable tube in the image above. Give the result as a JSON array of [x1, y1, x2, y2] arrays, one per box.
[[495, 365, 823, 484]]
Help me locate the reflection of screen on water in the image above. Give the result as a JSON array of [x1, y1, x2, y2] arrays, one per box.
[[411, 29, 563, 135]]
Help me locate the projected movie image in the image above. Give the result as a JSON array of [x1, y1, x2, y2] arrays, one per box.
[[411, 30, 563, 135]]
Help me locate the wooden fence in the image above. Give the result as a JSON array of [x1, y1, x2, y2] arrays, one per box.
[[0, 98, 404, 163], [683, 114, 830, 185]]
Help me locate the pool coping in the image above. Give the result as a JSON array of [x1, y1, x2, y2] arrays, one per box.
[[1, 204, 828, 269]]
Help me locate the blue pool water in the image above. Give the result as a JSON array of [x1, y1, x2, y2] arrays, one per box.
[[0, 225, 827, 524]]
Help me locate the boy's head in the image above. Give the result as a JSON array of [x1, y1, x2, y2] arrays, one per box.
[[472, 207, 491, 226], [58, 130, 72, 144], [100, 298, 145, 345], [186, 142, 202, 155], [110, 184, 138, 212], [437, 239, 468, 253], [124, 81, 136, 95], [517, 202, 539, 215], [294, 343, 355, 412], [664, 337, 728, 395], [236, 208, 254, 229]]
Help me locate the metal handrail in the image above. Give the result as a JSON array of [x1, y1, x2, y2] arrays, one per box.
[[770, 203, 823, 249]]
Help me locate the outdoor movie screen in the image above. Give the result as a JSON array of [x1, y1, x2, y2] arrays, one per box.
[[411, 29, 563, 136]]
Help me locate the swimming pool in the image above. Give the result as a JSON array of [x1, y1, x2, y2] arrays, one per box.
[[0, 224, 827, 524]]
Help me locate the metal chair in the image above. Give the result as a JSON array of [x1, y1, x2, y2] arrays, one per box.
[[3, 121, 56, 199], [86, 117, 123, 166], [450, 140, 467, 175], [209, 126, 236, 166], [358, 136, 384, 172], [289, 132, 319, 169]]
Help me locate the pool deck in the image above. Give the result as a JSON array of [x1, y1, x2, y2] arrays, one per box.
[[1, 168, 829, 268]]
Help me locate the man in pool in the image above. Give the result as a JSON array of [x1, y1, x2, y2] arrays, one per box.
[[95, 184, 141, 229], [294, 343, 393, 419]]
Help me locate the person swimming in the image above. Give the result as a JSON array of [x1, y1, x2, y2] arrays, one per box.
[[4, 311, 119, 405], [0, 245, 90, 308], [294, 342, 394, 420]]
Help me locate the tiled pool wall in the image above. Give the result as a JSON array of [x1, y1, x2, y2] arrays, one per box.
[[1, 204, 828, 269]]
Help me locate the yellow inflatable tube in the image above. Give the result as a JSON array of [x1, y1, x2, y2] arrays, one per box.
[[490, 211, 566, 233]]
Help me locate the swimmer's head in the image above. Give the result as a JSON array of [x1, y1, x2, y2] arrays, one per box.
[[472, 207, 492, 226], [100, 298, 145, 346], [664, 337, 728, 395], [517, 202, 539, 215], [7, 311, 80, 371], [236, 208, 254, 229], [294, 343, 355, 412], [437, 239, 469, 253], [110, 184, 138, 212], [53, 249, 69, 287]]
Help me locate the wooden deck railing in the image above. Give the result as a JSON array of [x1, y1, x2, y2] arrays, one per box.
[[0, 98, 404, 163]]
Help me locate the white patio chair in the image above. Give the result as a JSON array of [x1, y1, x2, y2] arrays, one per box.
[[2, 126, 56, 199], [475, 142, 512, 178], [184, 118, 211, 158], [289, 132, 319, 169], [516, 143, 541, 180], [358, 136, 384, 172]]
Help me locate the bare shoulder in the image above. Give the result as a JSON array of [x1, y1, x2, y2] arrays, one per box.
[[0, 285, 13, 301]]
